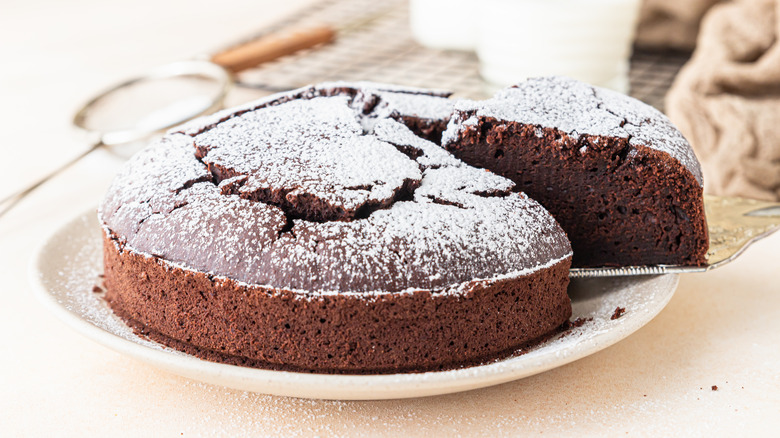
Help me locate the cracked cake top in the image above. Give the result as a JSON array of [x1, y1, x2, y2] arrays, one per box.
[[174, 81, 454, 139], [99, 83, 571, 295], [442, 76, 703, 185]]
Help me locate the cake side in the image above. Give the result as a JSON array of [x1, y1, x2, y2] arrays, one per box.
[[103, 229, 572, 374]]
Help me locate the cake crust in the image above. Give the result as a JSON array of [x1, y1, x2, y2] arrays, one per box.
[[103, 232, 571, 374]]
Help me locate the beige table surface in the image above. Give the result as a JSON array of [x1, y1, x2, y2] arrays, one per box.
[[2, 0, 780, 436]]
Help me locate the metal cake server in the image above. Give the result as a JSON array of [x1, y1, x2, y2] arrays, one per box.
[[570, 195, 780, 278]]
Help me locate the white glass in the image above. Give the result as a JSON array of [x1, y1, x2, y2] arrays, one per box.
[[476, 0, 642, 93], [409, 0, 477, 51]]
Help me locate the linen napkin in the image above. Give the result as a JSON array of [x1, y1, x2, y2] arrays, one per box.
[[636, 0, 721, 51], [666, 0, 780, 201]]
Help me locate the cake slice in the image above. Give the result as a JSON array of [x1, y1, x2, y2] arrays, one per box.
[[442, 76, 708, 267]]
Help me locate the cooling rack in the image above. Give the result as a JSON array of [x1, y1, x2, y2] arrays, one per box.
[[233, 0, 690, 111]]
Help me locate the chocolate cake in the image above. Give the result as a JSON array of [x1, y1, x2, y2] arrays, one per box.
[[443, 76, 708, 267], [99, 83, 573, 374]]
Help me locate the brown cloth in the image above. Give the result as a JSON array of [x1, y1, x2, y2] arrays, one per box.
[[636, 0, 721, 51], [666, 0, 780, 201]]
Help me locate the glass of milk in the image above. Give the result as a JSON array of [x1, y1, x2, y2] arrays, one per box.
[[409, 0, 477, 51], [476, 0, 642, 93], [410, 0, 642, 93]]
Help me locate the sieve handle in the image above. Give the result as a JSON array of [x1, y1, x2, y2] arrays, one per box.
[[211, 25, 335, 73], [0, 141, 103, 220]]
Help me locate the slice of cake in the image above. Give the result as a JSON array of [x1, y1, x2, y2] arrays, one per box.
[[443, 76, 708, 267]]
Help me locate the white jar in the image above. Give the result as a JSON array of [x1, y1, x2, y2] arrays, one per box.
[[409, 0, 477, 51], [476, 0, 642, 93]]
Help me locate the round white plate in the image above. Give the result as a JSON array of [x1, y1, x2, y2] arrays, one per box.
[[30, 210, 679, 400]]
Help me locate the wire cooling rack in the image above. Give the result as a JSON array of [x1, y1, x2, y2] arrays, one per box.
[[235, 0, 690, 111]]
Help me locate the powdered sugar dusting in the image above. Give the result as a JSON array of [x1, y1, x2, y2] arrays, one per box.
[[100, 83, 571, 295], [443, 76, 703, 185], [269, 196, 569, 293], [36, 216, 678, 407], [371, 89, 454, 121], [315, 81, 453, 134], [416, 166, 515, 204], [174, 81, 452, 138], [316, 80, 452, 98], [99, 134, 210, 219], [195, 97, 422, 216], [373, 118, 462, 168]]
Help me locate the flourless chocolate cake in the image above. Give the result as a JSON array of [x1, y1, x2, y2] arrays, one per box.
[[443, 77, 708, 267], [100, 78, 709, 373], [99, 83, 573, 374]]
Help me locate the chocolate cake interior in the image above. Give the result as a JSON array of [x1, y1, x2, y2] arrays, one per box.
[[443, 77, 708, 267], [447, 121, 708, 267]]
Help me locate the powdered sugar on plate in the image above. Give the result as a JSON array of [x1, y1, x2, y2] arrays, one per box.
[[30, 210, 679, 402]]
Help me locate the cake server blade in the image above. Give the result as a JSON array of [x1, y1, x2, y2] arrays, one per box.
[[569, 195, 780, 278]]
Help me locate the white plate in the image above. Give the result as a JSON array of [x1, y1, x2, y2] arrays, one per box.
[[30, 210, 679, 400]]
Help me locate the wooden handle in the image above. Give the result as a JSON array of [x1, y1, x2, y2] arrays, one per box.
[[211, 25, 335, 73]]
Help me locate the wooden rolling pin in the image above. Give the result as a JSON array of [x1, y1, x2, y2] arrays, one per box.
[[211, 25, 336, 73]]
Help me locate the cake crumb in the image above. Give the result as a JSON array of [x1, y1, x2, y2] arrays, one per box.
[[560, 317, 593, 331], [712, 385, 718, 391], [554, 317, 593, 341], [611, 307, 626, 320], [92, 285, 103, 293]]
